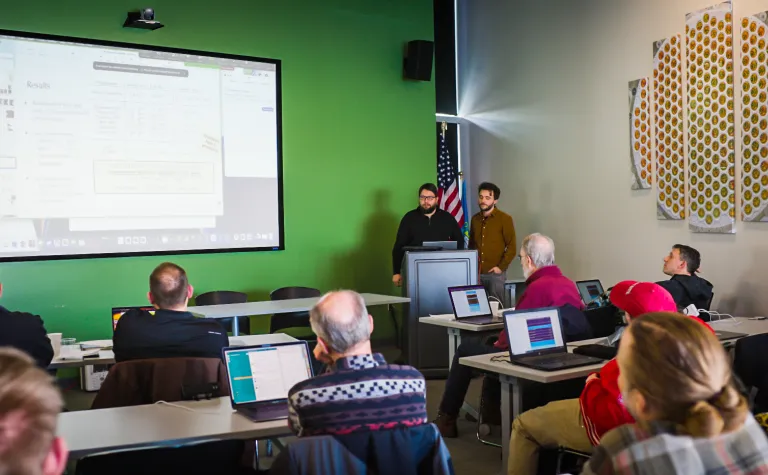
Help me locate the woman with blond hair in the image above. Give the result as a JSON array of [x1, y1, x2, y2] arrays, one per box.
[[583, 312, 768, 474]]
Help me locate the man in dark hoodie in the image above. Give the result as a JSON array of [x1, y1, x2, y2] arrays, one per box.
[[657, 244, 714, 312]]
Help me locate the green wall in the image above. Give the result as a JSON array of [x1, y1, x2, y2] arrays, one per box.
[[0, 0, 435, 341]]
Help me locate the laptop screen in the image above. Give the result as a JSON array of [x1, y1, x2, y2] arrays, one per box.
[[111, 306, 155, 331], [449, 286, 492, 318], [224, 343, 313, 405], [504, 308, 565, 356], [576, 280, 604, 304]]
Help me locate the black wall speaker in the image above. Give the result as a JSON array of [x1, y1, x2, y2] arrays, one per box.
[[403, 40, 434, 81]]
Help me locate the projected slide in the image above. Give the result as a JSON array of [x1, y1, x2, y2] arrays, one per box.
[[0, 31, 283, 260]]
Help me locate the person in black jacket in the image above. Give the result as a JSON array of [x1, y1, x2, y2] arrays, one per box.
[[657, 244, 714, 312], [0, 283, 54, 369], [113, 262, 228, 363], [391, 183, 464, 286]]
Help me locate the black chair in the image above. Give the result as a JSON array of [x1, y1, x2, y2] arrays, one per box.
[[196, 291, 250, 335], [270, 424, 454, 475], [583, 305, 623, 339], [269, 287, 321, 334], [705, 292, 715, 311], [734, 333, 768, 413], [270, 287, 323, 374]]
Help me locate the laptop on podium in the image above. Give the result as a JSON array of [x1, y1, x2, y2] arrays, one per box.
[[448, 284, 498, 325], [222, 341, 314, 422], [502, 307, 603, 371]]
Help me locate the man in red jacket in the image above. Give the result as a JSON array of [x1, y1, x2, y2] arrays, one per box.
[[508, 281, 713, 475], [434, 233, 585, 438]]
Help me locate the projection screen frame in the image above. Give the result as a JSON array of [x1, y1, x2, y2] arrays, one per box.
[[0, 28, 285, 263]]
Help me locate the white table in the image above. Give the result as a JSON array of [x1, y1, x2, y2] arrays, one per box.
[[188, 293, 410, 335], [419, 313, 506, 420], [49, 333, 298, 370], [460, 345, 604, 470], [59, 397, 289, 458], [709, 316, 768, 339], [419, 313, 504, 368], [460, 316, 768, 469]]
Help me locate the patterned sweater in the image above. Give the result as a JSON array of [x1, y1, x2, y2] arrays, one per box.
[[287, 353, 428, 436]]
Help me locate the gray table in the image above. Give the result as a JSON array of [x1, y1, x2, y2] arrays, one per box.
[[461, 316, 768, 470], [59, 397, 290, 458], [49, 333, 298, 370], [460, 346, 605, 470], [188, 293, 410, 335]]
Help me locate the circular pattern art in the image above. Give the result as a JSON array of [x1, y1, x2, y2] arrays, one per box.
[[653, 35, 685, 219], [686, 6, 734, 231], [741, 14, 768, 221], [630, 78, 652, 189]]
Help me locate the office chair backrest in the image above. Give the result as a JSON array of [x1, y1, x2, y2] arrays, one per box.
[[270, 423, 454, 475], [195, 290, 247, 306], [583, 305, 623, 339], [92, 357, 230, 409], [734, 333, 768, 412], [270, 287, 322, 301], [269, 287, 321, 334]]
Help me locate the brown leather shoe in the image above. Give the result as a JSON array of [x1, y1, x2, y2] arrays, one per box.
[[433, 412, 458, 438]]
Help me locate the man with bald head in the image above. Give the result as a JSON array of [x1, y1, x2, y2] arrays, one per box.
[[287, 290, 428, 436], [113, 262, 228, 362]]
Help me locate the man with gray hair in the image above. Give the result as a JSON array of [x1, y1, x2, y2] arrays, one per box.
[[434, 233, 588, 438], [287, 290, 428, 436]]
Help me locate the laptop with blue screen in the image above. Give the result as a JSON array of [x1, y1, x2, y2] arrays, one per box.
[[222, 341, 314, 422], [448, 284, 497, 325], [502, 307, 603, 371]]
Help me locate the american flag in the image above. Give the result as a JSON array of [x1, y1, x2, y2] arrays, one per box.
[[437, 130, 465, 230]]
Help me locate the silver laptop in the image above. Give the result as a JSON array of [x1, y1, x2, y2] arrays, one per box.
[[222, 341, 314, 422], [503, 307, 603, 371], [714, 330, 748, 341], [576, 280, 604, 305], [423, 240, 458, 250], [448, 284, 497, 325]]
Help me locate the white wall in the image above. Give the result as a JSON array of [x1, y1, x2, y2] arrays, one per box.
[[458, 0, 768, 316]]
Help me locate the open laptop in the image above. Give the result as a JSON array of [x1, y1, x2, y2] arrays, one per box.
[[111, 306, 155, 331], [222, 341, 314, 422], [502, 307, 604, 371], [448, 284, 498, 325], [576, 280, 604, 305], [714, 330, 748, 341], [422, 240, 458, 250]]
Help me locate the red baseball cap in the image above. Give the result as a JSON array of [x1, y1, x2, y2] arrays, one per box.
[[609, 280, 677, 319]]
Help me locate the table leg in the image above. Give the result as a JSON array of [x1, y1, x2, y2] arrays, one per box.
[[231, 317, 240, 337], [447, 328, 479, 420], [447, 328, 461, 369], [388, 304, 401, 349], [500, 374, 521, 470]]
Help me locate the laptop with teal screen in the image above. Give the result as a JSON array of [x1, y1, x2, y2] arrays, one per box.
[[222, 341, 314, 422], [502, 307, 603, 371]]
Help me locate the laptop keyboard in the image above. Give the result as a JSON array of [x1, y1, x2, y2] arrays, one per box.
[[522, 353, 595, 366], [523, 354, 570, 365]]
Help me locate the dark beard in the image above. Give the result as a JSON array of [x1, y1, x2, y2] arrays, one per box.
[[420, 205, 437, 214]]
